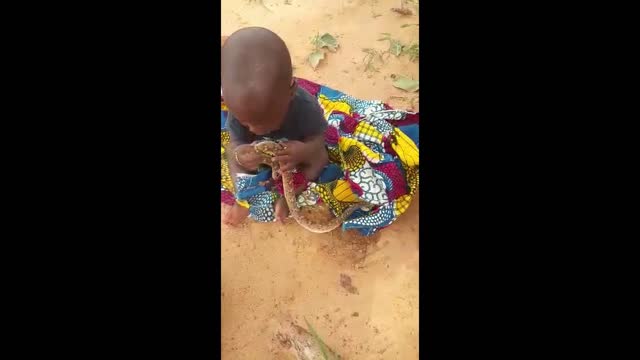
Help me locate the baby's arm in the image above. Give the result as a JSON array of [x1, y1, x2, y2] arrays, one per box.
[[299, 133, 329, 181], [226, 115, 261, 184], [297, 98, 329, 181], [226, 140, 247, 184], [272, 88, 329, 180]]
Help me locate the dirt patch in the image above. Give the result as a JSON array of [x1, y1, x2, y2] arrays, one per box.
[[340, 274, 359, 294]]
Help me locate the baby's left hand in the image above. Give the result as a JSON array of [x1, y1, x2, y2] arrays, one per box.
[[272, 140, 310, 172]]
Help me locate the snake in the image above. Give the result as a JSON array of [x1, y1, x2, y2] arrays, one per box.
[[253, 140, 365, 234]]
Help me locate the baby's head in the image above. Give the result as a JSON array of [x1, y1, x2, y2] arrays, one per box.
[[221, 27, 294, 136]]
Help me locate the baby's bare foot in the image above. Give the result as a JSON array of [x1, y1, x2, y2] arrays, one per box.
[[274, 197, 289, 222], [223, 203, 249, 226]]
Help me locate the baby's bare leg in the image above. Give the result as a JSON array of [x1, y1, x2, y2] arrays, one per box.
[[301, 146, 329, 182], [274, 198, 288, 222]]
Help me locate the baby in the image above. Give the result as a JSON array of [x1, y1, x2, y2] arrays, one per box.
[[221, 27, 329, 226]]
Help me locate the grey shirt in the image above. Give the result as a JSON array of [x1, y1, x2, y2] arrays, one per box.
[[227, 87, 327, 144]]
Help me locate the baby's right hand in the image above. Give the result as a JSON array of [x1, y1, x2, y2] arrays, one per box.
[[234, 144, 263, 171]]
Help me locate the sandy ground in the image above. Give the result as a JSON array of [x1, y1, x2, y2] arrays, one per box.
[[221, 0, 419, 358]]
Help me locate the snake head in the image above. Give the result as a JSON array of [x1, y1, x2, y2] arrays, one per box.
[[254, 140, 285, 180], [254, 140, 285, 157]]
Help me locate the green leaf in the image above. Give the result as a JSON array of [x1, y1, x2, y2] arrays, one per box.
[[391, 74, 419, 92], [308, 50, 325, 69], [377, 33, 391, 41], [389, 39, 403, 56], [377, 33, 404, 56], [317, 33, 339, 52], [305, 318, 329, 359], [402, 43, 419, 62]]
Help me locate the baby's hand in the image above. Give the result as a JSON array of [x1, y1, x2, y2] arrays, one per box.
[[272, 140, 310, 172], [234, 144, 263, 171]]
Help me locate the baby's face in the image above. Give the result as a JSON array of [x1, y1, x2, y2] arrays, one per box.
[[234, 109, 284, 135], [224, 88, 291, 136]]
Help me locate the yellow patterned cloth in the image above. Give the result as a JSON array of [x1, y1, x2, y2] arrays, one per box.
[[220, 78, 419, 236]]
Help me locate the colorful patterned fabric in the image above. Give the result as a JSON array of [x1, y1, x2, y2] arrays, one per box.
[[220, 78, 420, 236]]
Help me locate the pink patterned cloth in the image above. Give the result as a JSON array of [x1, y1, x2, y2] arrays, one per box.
[[373, 162, 409, 200], [273, 172, 308, 195], [221, 190, 236, 206], [296, 77, 321, 96]]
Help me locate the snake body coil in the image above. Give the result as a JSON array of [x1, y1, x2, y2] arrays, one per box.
[[253, 140, 363, 233]]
